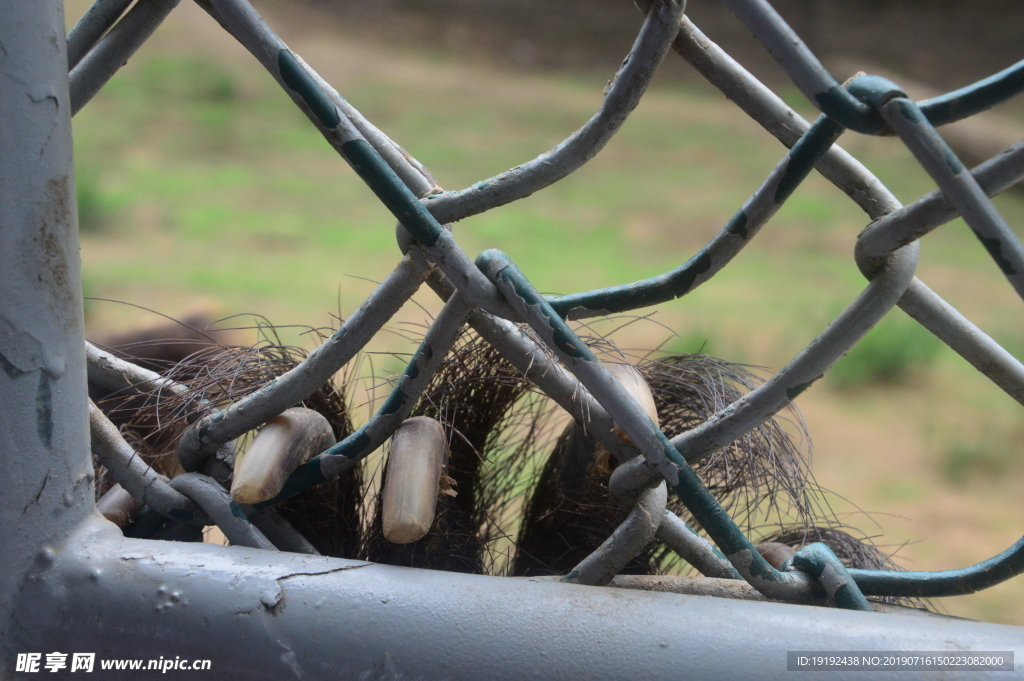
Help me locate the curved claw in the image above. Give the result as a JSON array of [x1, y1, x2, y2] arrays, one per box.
[[382, 417, 451, 545], [606, 363, 660, 446], [231, 407, 336, 505]]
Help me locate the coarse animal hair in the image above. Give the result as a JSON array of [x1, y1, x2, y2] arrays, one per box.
[[363, 327, 552, 574], [94, 322, 364, 558], [90, 314, 921, 605]]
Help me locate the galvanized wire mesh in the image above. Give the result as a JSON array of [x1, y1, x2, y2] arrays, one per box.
[[76, 0, 1024, 611]]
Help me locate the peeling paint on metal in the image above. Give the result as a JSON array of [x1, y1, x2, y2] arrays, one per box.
[[277, 49, 339, 129]]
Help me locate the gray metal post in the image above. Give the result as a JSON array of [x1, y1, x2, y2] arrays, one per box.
[[0, 0, 93, 671], [10, 522, 1024, 680]]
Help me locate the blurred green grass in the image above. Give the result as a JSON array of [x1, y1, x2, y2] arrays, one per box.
[[70, 0, 1024, 623], [76, 40, 1024, 358]]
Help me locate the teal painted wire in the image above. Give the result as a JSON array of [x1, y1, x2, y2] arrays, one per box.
[[547, 115, 844, 320], [718, 0, 884, 134], [422, 0, 685, 225], [880, 95, 1024, 301], [919, 59, 1024, 127], [255, 294, 471, 510], [341, 139, 444, 248], [480, 250, 1024, 602], [721, 0, 1024, 134], [791, 544, 873, 611], [339, 137, 517, 319], [573, 50, 1024, 317], [849, 536, 1024, 599], [177, 252, 426, 471], [479, 250, 822, 602], [274, 63, 1024, 603], [138, 0, 1024, 604]]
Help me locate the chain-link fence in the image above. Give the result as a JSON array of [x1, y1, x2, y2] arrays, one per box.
[[5, 0, 1024, 676]]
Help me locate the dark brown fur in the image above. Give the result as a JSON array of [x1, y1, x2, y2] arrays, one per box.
[[92, 322, 916, 601], [363, 330, 545, 574]]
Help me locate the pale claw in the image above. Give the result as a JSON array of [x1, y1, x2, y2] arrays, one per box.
[[230, 407, 336, 504], [382, 416, 450, 544], [606, 363, 660, 444]]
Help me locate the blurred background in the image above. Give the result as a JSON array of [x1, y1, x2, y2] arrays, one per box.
[[68, 0, 1024, 622]]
